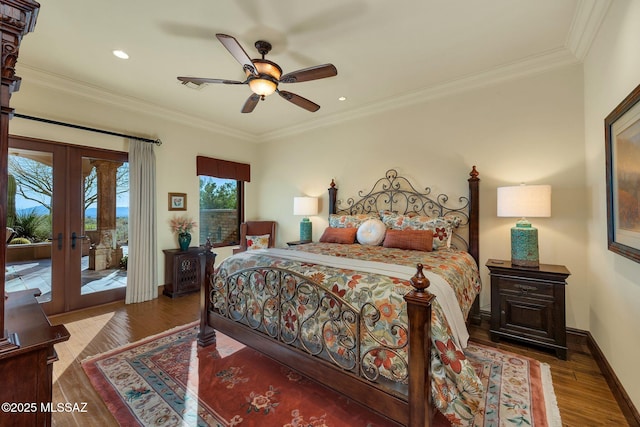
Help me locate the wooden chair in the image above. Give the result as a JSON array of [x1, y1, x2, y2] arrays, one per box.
[[233, 221, 277, 254]]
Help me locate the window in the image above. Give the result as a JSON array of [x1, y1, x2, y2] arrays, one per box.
[[199, 177, 243, 246], [196, 156, 250, 247]]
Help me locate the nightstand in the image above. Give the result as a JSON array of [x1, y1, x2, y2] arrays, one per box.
[[163, 248, 216, 298], [286, 240, 311, 246], [486, 259, 570, 359]]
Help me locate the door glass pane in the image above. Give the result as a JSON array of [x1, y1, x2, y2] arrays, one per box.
[[5, 149, 53, 303], [81, 159, 129, 295]]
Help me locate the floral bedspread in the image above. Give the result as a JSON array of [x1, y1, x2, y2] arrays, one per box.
[[212, 243, 483, 426]]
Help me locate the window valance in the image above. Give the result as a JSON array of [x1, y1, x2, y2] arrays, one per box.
[[196, 156, 250, 182]]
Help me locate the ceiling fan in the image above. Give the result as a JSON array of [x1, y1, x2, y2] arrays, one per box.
[[178, 34, 338, 113]]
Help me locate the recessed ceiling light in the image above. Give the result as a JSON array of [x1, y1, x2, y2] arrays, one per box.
[[338, 96, 347, 101], [112, 50, 129, 59]]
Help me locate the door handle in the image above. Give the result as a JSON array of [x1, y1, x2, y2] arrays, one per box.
[[48, 233, 63, 250], [71, 232, 88, 249]]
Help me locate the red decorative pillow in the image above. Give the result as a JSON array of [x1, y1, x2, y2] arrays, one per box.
[[382, 229, 433, 252], [319, 227, 358, 244]]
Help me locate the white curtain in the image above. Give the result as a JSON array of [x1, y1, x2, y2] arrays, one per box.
[[126, 139, 157, 304]]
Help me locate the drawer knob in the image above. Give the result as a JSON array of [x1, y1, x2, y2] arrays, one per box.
[[515, 283, 537, 294]]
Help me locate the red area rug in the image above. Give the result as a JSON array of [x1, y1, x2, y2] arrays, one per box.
[[82, 323, 561, 426]]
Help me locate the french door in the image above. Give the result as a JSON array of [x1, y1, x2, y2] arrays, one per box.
[[6, 135, 128, 315]]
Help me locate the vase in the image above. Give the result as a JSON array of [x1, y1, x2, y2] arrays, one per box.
[[178, 232, 191, 251]]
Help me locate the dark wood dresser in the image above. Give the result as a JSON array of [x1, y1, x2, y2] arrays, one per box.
[[486, 259, 570, 359], [163, 248, 215, 298], [0, 290, 70, 426]]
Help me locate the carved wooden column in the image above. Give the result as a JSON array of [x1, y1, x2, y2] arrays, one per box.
[[89, 159, 122, 270], [0, 0, 40, 351]]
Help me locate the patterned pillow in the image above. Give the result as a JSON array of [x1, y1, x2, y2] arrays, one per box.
[[319, 227, 358, 244], [246, 234, 270, 250], [380, 210, 455, 250], [356, 218, 387, 246], [382, 229, 433, 252], [328, 213, 378, 228], [379, 210, 433, 230], [425, 218, 454, 250]]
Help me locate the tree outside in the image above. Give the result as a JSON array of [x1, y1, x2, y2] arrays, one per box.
[[7, 155, 130, 244], [200, 179, 237, 209]]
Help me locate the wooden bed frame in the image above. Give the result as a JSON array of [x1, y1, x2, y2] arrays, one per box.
[[199, 167, 480, 427]]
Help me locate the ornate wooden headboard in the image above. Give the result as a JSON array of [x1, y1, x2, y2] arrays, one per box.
[[327, 167, 480, 266]]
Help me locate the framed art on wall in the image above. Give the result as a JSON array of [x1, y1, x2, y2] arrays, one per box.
[[168, 193, 187, 211], [605, 83, 640, 263]]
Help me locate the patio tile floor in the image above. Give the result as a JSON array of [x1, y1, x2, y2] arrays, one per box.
[[5, 256, 126, 302]]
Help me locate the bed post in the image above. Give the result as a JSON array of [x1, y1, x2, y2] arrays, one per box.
[[468, 166, 480, 264], [328, 179, 337, 214], [198, 240, 217, 347], [405, 264, 435, 427], [468, 166, 481, 325]]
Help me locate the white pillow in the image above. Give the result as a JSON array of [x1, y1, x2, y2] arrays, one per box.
[[356, 218, 387, 246]]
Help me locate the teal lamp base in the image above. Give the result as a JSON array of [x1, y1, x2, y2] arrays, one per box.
[[300, 218, 312, 242], [511, 220, 539, 268]]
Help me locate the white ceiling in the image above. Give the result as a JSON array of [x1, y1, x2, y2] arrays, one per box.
[[15, 0, 608, 141]]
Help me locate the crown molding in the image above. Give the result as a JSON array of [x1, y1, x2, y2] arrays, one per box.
[[565, 0, 612, 60], [15, 65, 256, 142], [262, 47, 579, 142]]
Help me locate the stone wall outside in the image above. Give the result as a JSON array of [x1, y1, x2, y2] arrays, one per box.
[[199, 209, 238, 246]]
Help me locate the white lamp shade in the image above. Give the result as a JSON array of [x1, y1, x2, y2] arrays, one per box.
[[497, 185, 551, 218], [293, 197, 318, 216]]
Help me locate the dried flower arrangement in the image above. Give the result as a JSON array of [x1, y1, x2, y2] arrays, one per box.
[[169, 215, 197, 234]]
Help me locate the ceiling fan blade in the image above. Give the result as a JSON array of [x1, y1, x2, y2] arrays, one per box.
[[241, 94, 261, 113], [216, 33, 258, 76], [280, 64, 337, 84], [177, 76, 245, 85], [277, 90, 320, 112]]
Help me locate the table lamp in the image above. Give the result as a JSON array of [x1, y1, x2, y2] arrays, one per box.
[[293, 197, 318, 242], [497, 184, 551, 268]]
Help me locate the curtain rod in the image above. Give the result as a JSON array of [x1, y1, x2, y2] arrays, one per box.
[[13, 113, 162, 146]]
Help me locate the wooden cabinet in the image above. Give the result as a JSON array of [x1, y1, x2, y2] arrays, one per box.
[[0, 290, 70, 426], [486, 259, 570, 359], [163, 248, 214, 298]]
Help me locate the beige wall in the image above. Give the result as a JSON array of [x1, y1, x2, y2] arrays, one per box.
[[9, 73, 259, 280], [256, 65, 587, 325], [584, 0, 640, 407]]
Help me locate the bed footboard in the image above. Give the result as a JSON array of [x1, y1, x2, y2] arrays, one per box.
[[200, 261, 434, 427]]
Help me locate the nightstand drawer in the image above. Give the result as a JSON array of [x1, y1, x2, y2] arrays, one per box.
[[496, 276, 555, 299]]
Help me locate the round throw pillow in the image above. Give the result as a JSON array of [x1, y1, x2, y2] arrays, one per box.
[[357, 218, 387, 246]]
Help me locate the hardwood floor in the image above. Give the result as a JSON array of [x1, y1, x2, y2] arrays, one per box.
[[48, 293, 631, 426]]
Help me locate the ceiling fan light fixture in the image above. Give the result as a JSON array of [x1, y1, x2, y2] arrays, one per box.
[[249, 78, 277, 96], [246, 59, 282, 97]]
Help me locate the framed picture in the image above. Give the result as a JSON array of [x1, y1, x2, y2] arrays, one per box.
[[168, 193, 187, 211], [605, 83, 640, 263]]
